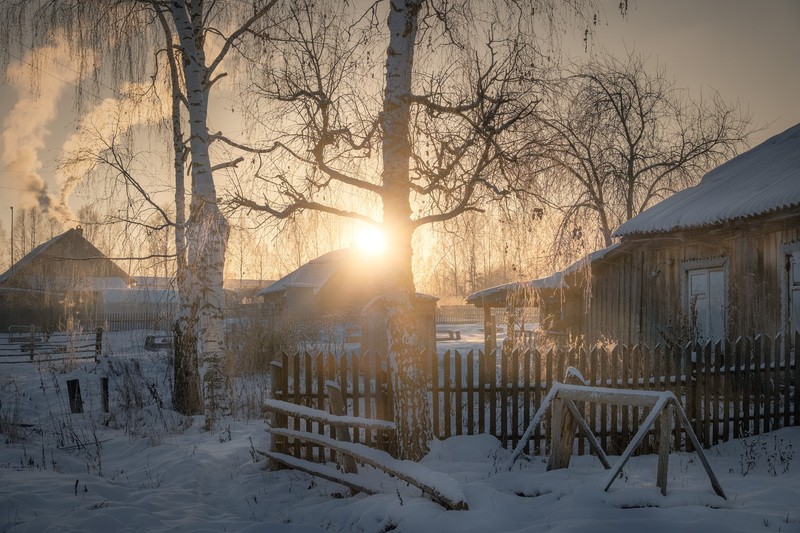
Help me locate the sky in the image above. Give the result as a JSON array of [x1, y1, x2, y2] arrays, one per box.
[[0, 0, 798, 226]]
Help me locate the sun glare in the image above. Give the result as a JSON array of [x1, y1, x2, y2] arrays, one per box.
[[354, 226, 388, 256]]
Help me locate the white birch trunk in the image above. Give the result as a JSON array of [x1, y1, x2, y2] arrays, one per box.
[[381, 0, 433, 461], [171, 2, 230, 428]]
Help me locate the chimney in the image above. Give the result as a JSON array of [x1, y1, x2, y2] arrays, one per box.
[[75, 225, 83, 237]]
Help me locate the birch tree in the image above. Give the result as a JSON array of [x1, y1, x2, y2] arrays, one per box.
[[232, 0, 603, 459], [1, 0, 280, 427]]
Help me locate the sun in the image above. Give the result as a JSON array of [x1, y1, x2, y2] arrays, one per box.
[[353, 225, 388, 256]]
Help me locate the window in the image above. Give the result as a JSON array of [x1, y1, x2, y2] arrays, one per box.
[[683, 258, 727, 344], [788, 251, 800, 336]]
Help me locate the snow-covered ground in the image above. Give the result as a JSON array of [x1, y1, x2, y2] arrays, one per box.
[[0, 330, 798, 532]]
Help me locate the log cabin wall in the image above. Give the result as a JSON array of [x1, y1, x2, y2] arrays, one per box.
[[582, 209, 800, 347]]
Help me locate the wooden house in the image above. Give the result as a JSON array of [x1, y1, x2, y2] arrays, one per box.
[[0, 227, 134, 329], [260, 247, 438, 353], [586, 123, 800, 347], [467, 123, 800, 348], [258, 248, 384, 316]]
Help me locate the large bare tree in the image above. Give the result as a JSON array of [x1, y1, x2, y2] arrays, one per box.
[[528, 53, 753, 248], [231, 0, 604, 459]]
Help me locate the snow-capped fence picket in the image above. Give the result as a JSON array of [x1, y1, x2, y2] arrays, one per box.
[[267, 332, 798, 460]]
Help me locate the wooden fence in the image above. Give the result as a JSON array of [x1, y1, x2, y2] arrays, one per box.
[[270, 332, 799, 462], [0, 326, 102, 363]]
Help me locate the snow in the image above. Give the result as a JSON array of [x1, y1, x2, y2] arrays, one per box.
[[615, 122, 800, 236], [0, 329, 798, 532]]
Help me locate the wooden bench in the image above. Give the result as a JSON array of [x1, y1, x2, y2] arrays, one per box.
[[144, 334, 173, 352], [436, 329, 461, 341]]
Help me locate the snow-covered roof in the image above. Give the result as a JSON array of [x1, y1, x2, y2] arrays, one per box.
[[466, 243, 621, 307], [257, 249, 355, 296], [615, 123, 800, 237], [465, 272, 567, 307], [561, 243, 621, 276], [0, 227, 133, 287]]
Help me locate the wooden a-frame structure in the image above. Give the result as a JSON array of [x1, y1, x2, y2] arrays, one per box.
[[505, 379, 726, 499]]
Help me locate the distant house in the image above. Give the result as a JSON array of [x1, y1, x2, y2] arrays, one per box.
[[0, 227, 134, 329], [259, 248, 385, 316], [260, 248, 437, 352], [468, 123, 800, 348]]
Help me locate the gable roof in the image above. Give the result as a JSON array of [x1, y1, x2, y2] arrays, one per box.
[[466, 243, 621, 308], [258, 248, 355, 296], [0, 227, 133, 287], [615, 122, 800, 237]]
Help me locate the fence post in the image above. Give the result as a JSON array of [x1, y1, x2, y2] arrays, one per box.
[[268, 360, 286, 470], [67, 379, 84, 414], [101, 377, 109, 413], [29, 324, 35, 360], [95, 327, 103, 363]]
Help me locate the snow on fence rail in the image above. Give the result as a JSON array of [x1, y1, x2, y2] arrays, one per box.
[[0, 326, 103, 363], [268, 332, 799, 460]]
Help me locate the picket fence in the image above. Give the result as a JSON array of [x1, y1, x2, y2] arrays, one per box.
[[269, 332, 799, 463]]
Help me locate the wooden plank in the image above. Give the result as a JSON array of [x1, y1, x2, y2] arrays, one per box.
[[742, 336, 753, 438], [565, 399, 611, 469], [523, 348, 531, 454], [753, 335, 762, 436], [352, 352, 361, 444], [444, 349, 451, 439], [455, 350, 463, 436], [305, 352, 314, 458], [467, 350, 475, 434], [270, 428, 469, 510], [782, 333, 791, 429], [326, 353, 338, 462], [702, 341, 712, 448], [500, 346, 508, 443], [732, 338, 742, 439], [259, 450, 382, 496], [657, 403, 674, 496], [603, 394, 670, 493], [504, 383, 561, 470], [316, 352, 326, 460], [533, 348, 543, 454], [478, 350, 485, 435], [643, 344, 652, 453], [610, 346, 619, 452], [269, 360, 286, 470], [763, 336, 772, 433], [293, 352, 302, 457], [670, 398, 727, 499], [771, 334, 782, 432], [599, 345, 608, 452], [621, 345, 631, 445], [511, 348, 519, 448], [326, 382, 358, 474], [433, 349, 441, 438], [263, 399, 398, 431], [362, 353, 373, 448], [555, 386, 664, 406], [489, 348, 497, 439], [721, 340, 731, 444]]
